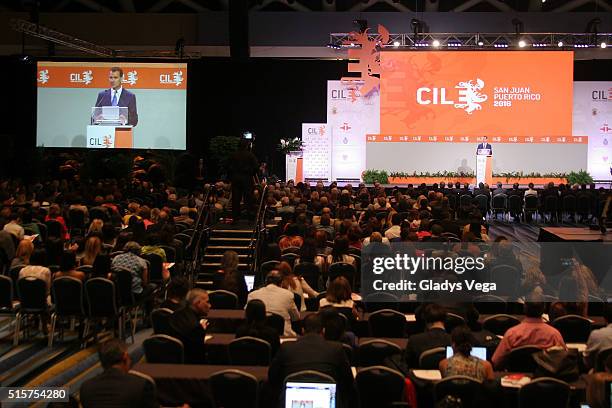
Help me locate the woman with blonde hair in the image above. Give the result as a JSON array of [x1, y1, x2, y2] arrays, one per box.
[[80, 236, 102, 266], [11, 239, 34, 268], [87, 219, 104, 236]]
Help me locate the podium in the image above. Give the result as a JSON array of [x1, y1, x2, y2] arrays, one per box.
[[476, 148, 492, 186], [87, 106, 133, 148], [285, 151, 303, 183]]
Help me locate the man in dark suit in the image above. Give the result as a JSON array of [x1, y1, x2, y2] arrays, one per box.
[[168, 288, 210, 364], [403, 304, 451, 368], [476, 136, 492, 155], [228, 139, 258, 222], [268, 313, 355, 408], [80, 339, 158, 408], [95, 67, 138, 126]]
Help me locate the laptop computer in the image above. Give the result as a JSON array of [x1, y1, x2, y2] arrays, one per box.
[[244, 275, 255, 292], [446, 346, 487, 361], [285, 381, 337, 408]]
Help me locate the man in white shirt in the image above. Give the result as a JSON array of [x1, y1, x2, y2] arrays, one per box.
[[246, 270, 300, 336], [384, 213, 402, 240], [584, 304, 612, 370], [524, 182, 538, 198], [3, 212, 24, 241]]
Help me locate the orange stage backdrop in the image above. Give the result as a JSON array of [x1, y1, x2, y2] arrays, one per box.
[[37, 62, 187, 89], [380, 51, 573, 137]]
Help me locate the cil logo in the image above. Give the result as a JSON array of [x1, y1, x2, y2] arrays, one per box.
[[307, 126, 326, 136], [70, 70, 93, 85], [416, 78, 488, 114], [160, 71, 184, 86], [591, 88, 612, 101]]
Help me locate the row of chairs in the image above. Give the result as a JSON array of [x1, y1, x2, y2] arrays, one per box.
[[0, 270, 143, 347]]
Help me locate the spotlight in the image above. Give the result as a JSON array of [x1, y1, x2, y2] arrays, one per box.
[[393, 41, 400, 47], [557, 41, 564, 47], [518, 40, 527, 48], [601, 42, 608, 49], [477, 41, 484, 46], [432, 39, 440, 48]]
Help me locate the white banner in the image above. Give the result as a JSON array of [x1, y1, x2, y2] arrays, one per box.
[[327, 81, 380, 180], [302, 123, 331, 181], [573, 82, 612, 180]]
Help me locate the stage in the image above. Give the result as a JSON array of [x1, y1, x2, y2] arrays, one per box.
[[538, 227, 612, 242]]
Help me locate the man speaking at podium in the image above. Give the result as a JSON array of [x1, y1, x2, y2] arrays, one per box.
[[95, 67, 138, 126], [476, 136, 492, 156]]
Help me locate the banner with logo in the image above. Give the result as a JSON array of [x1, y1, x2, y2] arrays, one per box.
[[327, 80, 380, 180], [37, 62, 187, 89], [301, 123, 331, 181], [380, 51, 573, 137], [573, 82, 612, 180]]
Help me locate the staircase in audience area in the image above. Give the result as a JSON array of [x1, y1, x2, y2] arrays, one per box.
[[198, 223, 254, 288]]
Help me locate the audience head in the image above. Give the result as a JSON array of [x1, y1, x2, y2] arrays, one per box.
[[98, 339, 130, 372], [524, 295, 546, 318], [123, 241, 142, 255], [15, 239, 34, 263], [303, 313, 324, 336], [245, 299, 267, 324], [186, 288, 211, 316], [451, 325, 476, 358], [60, 250, 77, 272], [220, 250, 239, 272], [29, 249, 47, 267], [319, 307, 346, 342], [265, 270, 283, 286], [326, 276, 352, 303], [423, 303, 447, 328], [166, 277, 190, 302]]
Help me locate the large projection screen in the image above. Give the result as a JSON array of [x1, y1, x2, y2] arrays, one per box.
[[36, 61, 187, 150]]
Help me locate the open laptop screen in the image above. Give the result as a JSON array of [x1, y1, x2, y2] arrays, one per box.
[[285, 381, 336, 408], [446, 346, 487, 361]]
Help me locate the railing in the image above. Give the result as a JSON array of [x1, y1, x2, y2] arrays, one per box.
[[186, 187, 212, 279], [248, 184, 268, 280]]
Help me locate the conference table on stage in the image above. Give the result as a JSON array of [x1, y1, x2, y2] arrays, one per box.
[[132, 361, 589, 407]]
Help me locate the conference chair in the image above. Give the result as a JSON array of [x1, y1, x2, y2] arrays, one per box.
[[474, 194, 490, 217], [434, 375, 482, 408], [0, 275, 19, 345], [489, 264, 521, 298], [228, 336, 272, 366], [259, 260, 279, 279], [358, 339, 402, 367], [112, 266, 141, 342], [84, 277, 124, 340], [265, 312, 285, 336], [76, 265, 93, 275], [142, 252, 164, 284], [542, 195, 559, 223], [368, 309, 406, 337], [419, 347, 447, 369], [508, 194, 524, 221], [143, 334, 185, 364], [15, 277, 49, 346], [158, 245, 176, 262], [328, 262, 356, 287], [445, 313, 466, 334], [518, 377, 570, 408], [363, 292, 400, 313], [505, 345, 541, 372], [524, 195, 539, 222], [342, 343, 355, 366], [49, 276, 86, 347], [210, 369, 259, 408], [151, 307, 174, 335], [576, 193, 591, 221], [473, 295, 508, 314], [562, 194, 577, 221], [281, 246, 301, 255], [551, 314, 592, 343], [173, 233, 191, 247], [459, 194, 473, 208], [356, 366, 406, 408], [294, 262, 321, 292], [482, 314, 521, 336], [280, 252, 300, 268], [208, 290, 239, 309], [491, 194, 508, 220]]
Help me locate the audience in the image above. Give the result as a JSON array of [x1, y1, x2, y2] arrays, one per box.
[[584, 303, 612, 370], [79, 339, 159, 408], [236, 299, 281, 356], [404, 304, 451, 368], [268, 313, 354, 408], [159, 277, 190, 311], [246, 271, 300, 336], [491, 298, 566, 369], [168, 288, 211, 364], [54, 250, 86, 281], [439, 325, 494, 381]]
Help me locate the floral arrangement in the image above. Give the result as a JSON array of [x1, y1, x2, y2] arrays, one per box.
[[277, 137, 304, 154]]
